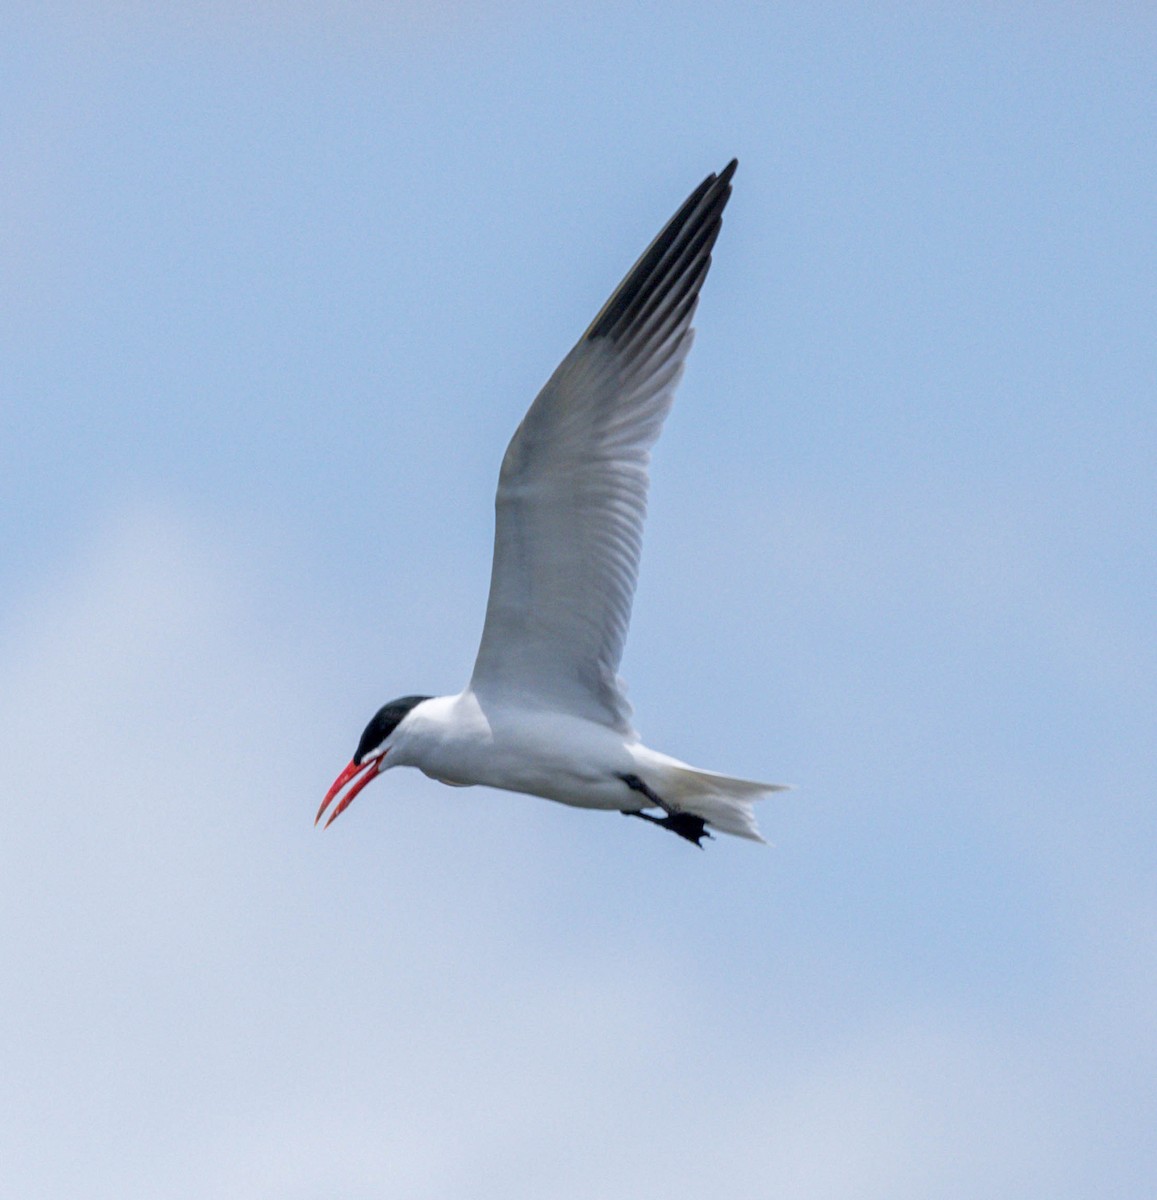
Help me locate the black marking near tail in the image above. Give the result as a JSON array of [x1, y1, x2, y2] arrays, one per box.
[[618, 772, 666, 808], [617, 772, 713, 848], [622, 809, 713, 848]]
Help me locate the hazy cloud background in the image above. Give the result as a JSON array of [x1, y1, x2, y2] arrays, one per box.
[[3, 4, 1155, 1196]]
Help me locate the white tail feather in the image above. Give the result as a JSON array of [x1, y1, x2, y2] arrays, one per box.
[[640, 755, 790, 842]]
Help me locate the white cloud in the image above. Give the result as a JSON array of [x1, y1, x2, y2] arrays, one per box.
[[1, 509, 1152, 1198]]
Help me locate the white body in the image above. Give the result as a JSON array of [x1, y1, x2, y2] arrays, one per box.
[[389, 691, 777, 842], [391, 693, 635, 805]]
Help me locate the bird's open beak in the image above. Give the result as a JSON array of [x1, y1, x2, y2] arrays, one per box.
[[316, 754, 385, 828]]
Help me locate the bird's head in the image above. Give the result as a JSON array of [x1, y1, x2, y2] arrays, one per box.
[[316, 694, 431, 827]]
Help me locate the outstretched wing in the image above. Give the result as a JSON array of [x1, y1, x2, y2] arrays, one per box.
[[469, 160, 738, 733]]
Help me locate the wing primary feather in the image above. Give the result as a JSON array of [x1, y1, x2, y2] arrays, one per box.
[[585, 159, 737, 346], [610, 184, 729, 346], [619, 263, 708, 378], [619, 232, 712, 352], [619, 293, 701, 388], [584, 176, 716, 342]]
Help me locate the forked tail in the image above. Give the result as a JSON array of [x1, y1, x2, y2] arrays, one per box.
[[647, 759, 790, 842]]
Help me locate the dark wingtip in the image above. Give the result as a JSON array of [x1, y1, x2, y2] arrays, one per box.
[[584, 160, 740, 347]]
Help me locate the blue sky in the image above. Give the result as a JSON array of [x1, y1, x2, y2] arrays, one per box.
[[3, 4, 1155, 1196]]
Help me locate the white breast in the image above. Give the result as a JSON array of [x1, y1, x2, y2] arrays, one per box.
[[391, 691, 637, 810]]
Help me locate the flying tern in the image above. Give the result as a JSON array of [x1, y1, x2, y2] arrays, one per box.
[[319, 159, 786, 846]]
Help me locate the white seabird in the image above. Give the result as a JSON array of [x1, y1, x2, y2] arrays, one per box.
[[319, 159, 787, 846]]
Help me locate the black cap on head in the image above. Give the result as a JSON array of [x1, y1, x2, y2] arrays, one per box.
[[354, 695, 431, 764]]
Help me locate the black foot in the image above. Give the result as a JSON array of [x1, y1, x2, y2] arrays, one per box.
[[621, 808, 713, 848], [617, 774, 712, 847]]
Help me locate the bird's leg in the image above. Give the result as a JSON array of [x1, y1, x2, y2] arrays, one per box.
[[618, 771, 668, 809], [622, 809, 713, 848], [617, 773, 712, 848]]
